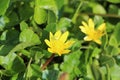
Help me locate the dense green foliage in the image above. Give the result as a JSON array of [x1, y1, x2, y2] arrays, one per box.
[[0, 0, 120, 80]]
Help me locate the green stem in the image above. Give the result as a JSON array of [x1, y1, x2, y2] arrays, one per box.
[[24, 58, 32, 80], [106, 64, 110, 80], [78, 13, 120, 18], [72, 1, 83, 24], [103, 32, 108, 49]]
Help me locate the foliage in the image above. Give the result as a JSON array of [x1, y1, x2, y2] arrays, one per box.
[[0, 0, 120, 80]]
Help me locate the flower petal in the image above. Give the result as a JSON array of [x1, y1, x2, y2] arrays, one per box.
[[48, 48, 53, 53], [94, 39, 101, 44], [45, 39, 51, 47], [45, 30, 74, 56], [58, 52, 62, 56], [84, 36, 92, 41], [60, 31, 69, 43], [96, 30, 103, 38], [79, 26, 87, 34], [88, 18, 94, 30], [50, 32, 54, 41], [54, 30, 61, 39], [97, 23, 106, 31], [82, 21, 88, 27], [62, 50, 71, 54], [80, 18, 105, 45], [65, 40, 75, 48]]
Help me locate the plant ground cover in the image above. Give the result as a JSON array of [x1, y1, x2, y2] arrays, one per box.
[[0, 0, 120, 80]]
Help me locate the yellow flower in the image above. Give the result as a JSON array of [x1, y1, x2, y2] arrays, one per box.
[[79, 18, 106, 44], [45, 31, 75, 56]]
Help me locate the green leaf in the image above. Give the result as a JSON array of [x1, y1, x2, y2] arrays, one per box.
[[18, 3, 33, 21], [107, 0, 120, 3], [9, 29, 41, 54], [0, 0, 10, 15], [34, 0, 58, 24], [91, 64, 104, 80], [45, 23, 56, 32], [20, 21, 29, 31], [99, 55, 115, 67], [86, 64, 94, 80], [111, 47, 120, 55], [55, 0, 64, 10], [19, 29, 40, 44], [109, 35, 118, 47], [110, 64, 120, 80], [106, 22, 114, 33], [0, 53, 26, 73], [48, 10, 56, 24], [5, 30, 19, 44], [46, 70, 59, 80], [0, 17, 5, 31], [115, 55, 120, 66], [26, 64, 42, 79], [89, 2, 106, 14], [91, 47, 101, 58], [60, 50, 82, 73], [108, 5, 119, 15], [42, 70, 59, 80], [34, 7, 47, 24], [10, 74, 18, 80], [6, 11, 19, 27], [35, 0, 58, 16], [9, 42, 33, 54], [93, 16, 104, 27], [86, 63, 104, 80], [0, 70, 16, 76], [34, 51, 44, 63], [71, 40, 81, 51], [57, 17, 71, 31], [114, 23, 120, 45], [0, 30, 19, 56], [0, 45, 15, 56], [20, 50, 32, 58]]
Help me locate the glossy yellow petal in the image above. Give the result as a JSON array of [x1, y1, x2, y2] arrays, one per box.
[[79, 26, 87, 34], [60, 31, 69, 43], [54, 30, 61, 39], [48, 48, 53, 53], [58, 50, 70, 56], [88, 18, 94, 29], [45, 39, 51, 47], [84, 36, 92, 41], [79, 18, 106, 45], [95, 30, 103, 38], [94, 39, 101, 44], [82, 21, 88, 27], [97, 23, 106, 31], [65, 40, 75, 48], [62, 50, 71, 54], [50, 32, 54, 41], [58, 52, 62, 56], [45, 30, 74, 56]]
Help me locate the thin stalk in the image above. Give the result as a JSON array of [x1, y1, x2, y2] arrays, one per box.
[[41, 54, 55, 70], [78, 13, 120, 18], [24, 58, 32, 80], [72, 1, 83, 24], [106, 64, 110, 80]]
